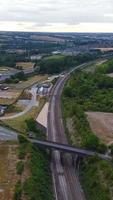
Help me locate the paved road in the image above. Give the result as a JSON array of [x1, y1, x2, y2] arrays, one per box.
[[0, 68, 34, 82], [0, 85, 38, 120], [47, 64, 87, 200], [31, 139, 111, 161], [0, 126, 17, 141]]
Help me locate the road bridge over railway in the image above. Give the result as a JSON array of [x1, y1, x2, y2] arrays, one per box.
[[30, 139, 111, 162]]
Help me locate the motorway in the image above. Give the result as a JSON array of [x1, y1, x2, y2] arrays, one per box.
[[47, 64, 87, 200]]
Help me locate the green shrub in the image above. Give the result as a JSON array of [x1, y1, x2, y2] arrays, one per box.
[[23, 146, 53, 200], [16, 161, 24, 175], [18, 145, 26, 159], [18, 134, 28, 144], [14, 181, 22, 200]]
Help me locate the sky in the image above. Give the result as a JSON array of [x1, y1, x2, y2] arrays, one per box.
[[0, 0, 113, 32]]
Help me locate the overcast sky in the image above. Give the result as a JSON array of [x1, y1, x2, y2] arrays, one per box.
[[0, 0, 113, 32]]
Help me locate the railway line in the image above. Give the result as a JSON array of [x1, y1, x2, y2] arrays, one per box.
[[47, 64, 86, 200]]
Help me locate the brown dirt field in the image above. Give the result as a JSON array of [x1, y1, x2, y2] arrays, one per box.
[[86, 111, 113, 144], [0, 143, 18, 200], [30, 35, 65, 42]]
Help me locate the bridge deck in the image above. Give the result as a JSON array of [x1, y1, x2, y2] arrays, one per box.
[[30, 139, 111, 161]]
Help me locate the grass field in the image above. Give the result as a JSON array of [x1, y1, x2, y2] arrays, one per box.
[[0, 67, 16, 74], [44, 55, 65, 60], [16, 62, 34, 69], [0, 90, 22, 105], [11, 75, 48, 90]]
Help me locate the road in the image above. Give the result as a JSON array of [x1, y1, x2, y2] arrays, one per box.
[[0, 67, 34, 82], [0, 126, 17, 141], [31, 139, 111, 161], [47, 64, 87, 200], [0, 85, 38, 120]]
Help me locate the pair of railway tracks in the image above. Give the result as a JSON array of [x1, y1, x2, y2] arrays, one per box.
[[47, 74, 85, 200]]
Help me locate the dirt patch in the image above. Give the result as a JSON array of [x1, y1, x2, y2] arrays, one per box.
[[86, 111, 113, 144]]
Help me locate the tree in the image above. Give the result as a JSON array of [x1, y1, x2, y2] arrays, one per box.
[[83, 134, 99, 151]]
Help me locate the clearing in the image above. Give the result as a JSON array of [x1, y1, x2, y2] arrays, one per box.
[[86, 111, 113, 144]]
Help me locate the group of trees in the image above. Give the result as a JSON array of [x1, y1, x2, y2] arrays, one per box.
[[39, 53, 98, 74], [5, 71, 27, 83], [0, 53, 16, 67], [64, 72, 113, 113], [14, 125, 53, 200], [39, 55, 73, 74], [0, 52, 28, 68], [96, 58, 113, 74], [62, 68, 113, 200]]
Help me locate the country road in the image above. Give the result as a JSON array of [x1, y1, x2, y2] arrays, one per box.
[[0, 126, 17, 141], [47, 64, 87, 200], [0, 85, 38, 120]]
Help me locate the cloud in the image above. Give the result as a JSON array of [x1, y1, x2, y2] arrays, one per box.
[[0, 0, 113, 31]]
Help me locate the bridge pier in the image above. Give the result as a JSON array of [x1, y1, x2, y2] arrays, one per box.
[[60, 152, 73, 166], [72, 154, 84, 171]]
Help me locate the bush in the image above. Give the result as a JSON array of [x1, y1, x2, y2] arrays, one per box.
[[18, 134, 28, 144], [16, 161, 24, 175], [83, 134, 99, 151], [14, 181, 22, 200], [18, 145, 26, 159], [25, 118, 37, 132], [98, 143, 107, 154], [23, 146, 53, 200]]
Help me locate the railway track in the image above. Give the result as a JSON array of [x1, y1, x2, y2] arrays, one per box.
[[47, 71, 85, 200]]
